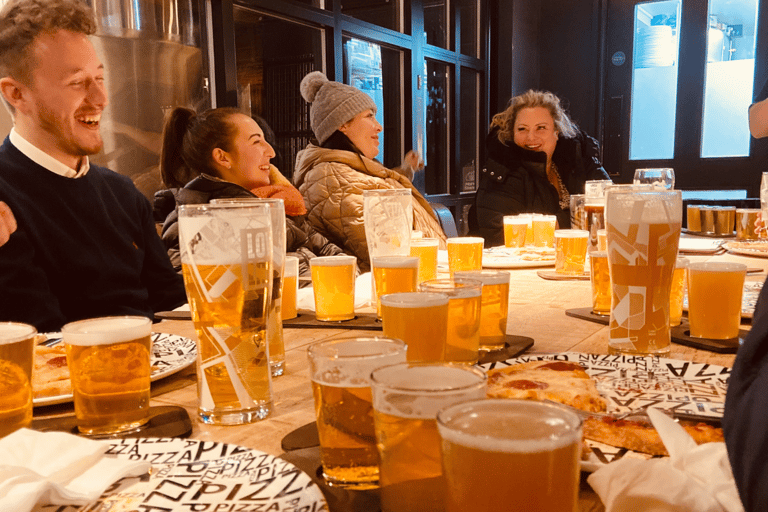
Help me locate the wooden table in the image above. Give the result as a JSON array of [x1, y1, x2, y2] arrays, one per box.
[[36, 247, 764, 511]]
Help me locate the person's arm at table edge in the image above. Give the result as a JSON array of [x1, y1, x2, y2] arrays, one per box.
[[749, 98, 768, 138]]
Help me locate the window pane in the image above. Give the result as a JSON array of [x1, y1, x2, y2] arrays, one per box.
[[424, 0, 448, 49], [342, 0, 401, 32], [460, 68, 478, 192], [629, 0, 681, 160], [700, 0, 760, 158], [234, 7, 324, 179], [457, 0, 479, 57], [343, 38, 403, 167], [425, 60, 450, 194]]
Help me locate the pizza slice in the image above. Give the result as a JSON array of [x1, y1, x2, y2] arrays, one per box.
[[32, 344, 71, 399]]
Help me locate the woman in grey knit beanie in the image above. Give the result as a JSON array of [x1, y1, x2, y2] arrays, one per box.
[[292, 71, 446, 272]]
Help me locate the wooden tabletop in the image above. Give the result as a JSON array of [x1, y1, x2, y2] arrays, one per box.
[[35, 245, 764, 511]]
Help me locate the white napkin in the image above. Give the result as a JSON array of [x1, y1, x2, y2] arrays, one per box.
[[587, 409, 744, 512], [297, 272, 376, 312], [0, 429, 151, 511]]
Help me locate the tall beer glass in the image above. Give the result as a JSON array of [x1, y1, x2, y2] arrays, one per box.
[[454, 270, 510, 351], [372, 256, 419, 318], [410, 238, 439, 284], [371, 363, 487, 512], [419, 278, 483, 364], [63, 316, 152, 435], [437, 399, 582, 512], [0, 322, 36, 438], [310, 255, 357, 321], [178, 203, 274, 425], [211, 198, 287, 377], [380, 292, 449, 362], [446, 237, 483, 274], [308, 336, 406, 488], [605, 188, 682, 355]]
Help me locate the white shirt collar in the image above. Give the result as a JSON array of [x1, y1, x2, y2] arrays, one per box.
[[9, 128, 90, 178]]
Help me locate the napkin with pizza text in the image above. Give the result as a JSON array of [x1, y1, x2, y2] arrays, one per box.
[[588, 409, 744, 512], [0, 428, 150, 511]]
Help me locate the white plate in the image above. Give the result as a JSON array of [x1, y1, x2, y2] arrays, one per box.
[[31, 438, 327, 512], [678, 237, 724, 254], [34, 333, 197, 407], [479, 352, 729, 471], [481, 246, 556, 269]]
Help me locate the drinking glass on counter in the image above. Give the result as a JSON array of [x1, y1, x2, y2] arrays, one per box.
[[569, 194, 586, 230], [281, 255, 299, 320], [554, 229, 589, 275], [454, 270, 510, 352], [372, 256, 419, 318], [63, 316, 152, 435], [419, 278, 483, 364], [589, 251, 610, 316], [364, 189, 413, 257], [633, 168, 675, 189], [605, 188, 682, 356], [584, 179, 612, 250], [380, 292, 449, 362], [409, 238, 439, 284], [308, 336, 406, 488], [0, 322, 36, 438], [736, 208, 761, 240], [503, 215, 528, 248], [371, 363, 487, 512], [446, 237, 483, 274], [687, 262, 747, 340], [532, 214, 557, 247], [178, 203, 274, 425], [686, 205, 702, 232], [714, 206, 736, 236], [700, 206, 715, 234], [437, 399, 582, 512], [310, 255, 357, 322], [669, 257, 689, 327]]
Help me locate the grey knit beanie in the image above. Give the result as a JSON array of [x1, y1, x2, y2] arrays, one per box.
[[300, 71, 377, 145]]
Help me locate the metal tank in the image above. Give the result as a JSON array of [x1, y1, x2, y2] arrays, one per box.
[[0, 0, 209, 200]]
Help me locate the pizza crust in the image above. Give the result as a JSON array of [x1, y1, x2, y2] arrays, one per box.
[[32, 344, 71, 399]]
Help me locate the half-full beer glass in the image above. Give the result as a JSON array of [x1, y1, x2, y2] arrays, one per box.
[[308, 336, 406, 488], [0, 322, 36, 438], [437, 399, 582, 512], [371, 363, 487, 512], [178, 203, 274, 425], [63, 316, 152, 435], [605, 188, 682, 355], [454, 270, 510, 351], [380, 292, 449, 362]]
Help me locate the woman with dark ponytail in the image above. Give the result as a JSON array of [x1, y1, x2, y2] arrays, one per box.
[[154, 107, 347, 277]]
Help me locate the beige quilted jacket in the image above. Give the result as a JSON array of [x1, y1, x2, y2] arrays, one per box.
[[294, 144, 447, 272]]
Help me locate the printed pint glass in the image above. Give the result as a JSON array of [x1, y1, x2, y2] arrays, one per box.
[[371, 363, 487, 512], [437, 399, 582, 512], [308, 336, 406, 488], [63, 316, 152, 435], [669, 257, 689, 327], [605, 189, 682, 355], [178, 203, 274, 425], [0, 322, 36, 438]]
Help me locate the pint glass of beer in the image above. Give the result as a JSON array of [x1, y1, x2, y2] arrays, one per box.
[[520, 214, 534, 246], [687, 262, 747, 340], [308, 336, 406, 488], [669, 257, 689, 327], [554, 229, 589, 275], [410, 238, 439, 284], [63, 316, 152, 436], [0, 322, 36, 438], [714, 207, 736, 236], [281, 255, 299, 320], [419, 278, 483, 364], [446, 237, 483, 274], [589, 251, 610, 316], [700, 206, 715, 234], [437, 399, 582, 512], [380, 292, 449, 362], [503, 216, 528, 248], [532, 214, 557, 247], [372, 256, 419, 318], [736, 208, 760, 240], [212, 198, 287, 377], [178, 203, 274, 425], [687, 205, 702, 232], [454, 270, 510, 351], [371, 363, 487, 512], [310, 255, 357, 321], [605, 188, 682, 355]]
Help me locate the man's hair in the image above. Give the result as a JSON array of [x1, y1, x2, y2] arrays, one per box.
[[0, 0, 96, 85], [491, 89, 579, 145]]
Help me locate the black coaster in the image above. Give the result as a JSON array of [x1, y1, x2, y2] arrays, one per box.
[[537, 270, 590, 281], [565, 307, 610, 325], [31, 405, 193, 439], [671, 323, 745, 354], [281, 420, 320, 451], [283, 311, 382, 330], [478, 335, 535, 364], [154, 310, 192, 321]]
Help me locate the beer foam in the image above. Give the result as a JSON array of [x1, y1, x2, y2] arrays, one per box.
[[554, 229, 588, 238], [503, 216, 528, 225], [453, 271, 509, 286], [62, 316, 151, 346], [379, 292, 448, 308], [310, 256, 357, 267], [410, 238, 439, 247], [447, 237, 484, 245], [372, 256, 419, 269], [688, 262, 747, 274], [0, 322, 36, 345]]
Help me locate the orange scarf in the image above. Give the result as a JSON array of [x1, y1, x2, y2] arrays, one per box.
[[251, 165, 307, 216]]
